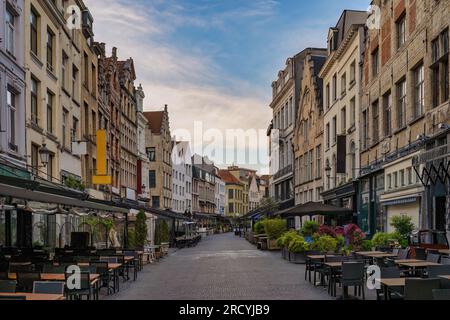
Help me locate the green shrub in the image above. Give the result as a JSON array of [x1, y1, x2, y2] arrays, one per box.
[[288, 235, 310, 253], [362, 240, 374, 251], [311, 235, 338, 253], [277, 230, 298, 248], [390, 216, 415, 240], [301, 221, 319, 237], [336, 235, 345, 249], [264, 219, 287, 240], [134, 210, 148, 248], [372, 232, 402, 248], [253, 220, 266, 235]]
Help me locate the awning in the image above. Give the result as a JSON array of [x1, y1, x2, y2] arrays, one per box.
[[279, 202, 353, 218], [381, 196, 419, 207]]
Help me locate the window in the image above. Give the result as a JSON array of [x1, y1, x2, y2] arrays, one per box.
[[397, 79, 407, 129], [349, 142, 356, 180], [362, 110, 368, 149], [341, 73, 347, 96], [399, 170, 405, 186], [332, 74, 337, 101], [396, 14, 406, 49], [229, 203, 234, 214], [316, 145, 322, 179], [326, 123, 330, 149], [151, 196, 160, 208], [31, 144, 39, 175], [431, 29, 449, 107], [387, 174, 392, 189], [62, 109, 68, 149], [30, 8, 38, 55], [72, 65, 78, 98], [372, 100, 379, 144], [6, 88, 16, 149], [341, 107, 346, 134], [47, 154, 54, 182], [350, 97, 356, 127], [46, 29, 54, 71], [5, 7, 15, 55], [72, 117, 78, 143], [372, 47, 379, 77], [92, 64, 97, 96], [280, 107, 285, 130], [31, 78, 38, 124], [46, 91, 54, 133], [228, 189, 234, 199], [147, 147, 156, 161], [406, 167, 412, 185], [332, 116, 337, 144], [350, 60, 356, 84], [412, 64, 425, 119], [383, 91, 392, 137], [149, 171, 156, 188], [393, 172, 398, 188], [62, 52, 68, 89], [83, 53, 89, 86], [326, 84, 330, 109]]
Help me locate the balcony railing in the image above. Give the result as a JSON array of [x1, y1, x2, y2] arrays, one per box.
[[273, 164, 293, 180]]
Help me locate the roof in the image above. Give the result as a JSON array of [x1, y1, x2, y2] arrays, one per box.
[[218, 170, 242, 185], [279, 202, 353, 218], [144, 111, 164, 134]]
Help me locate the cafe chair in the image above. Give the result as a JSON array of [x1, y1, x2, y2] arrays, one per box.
[[404, 278, 441, 300], [397, 248, 410, 260], [441, 256, 450, 265], [0, 280, 17, 293], [414, 248, 427, 260], [338, 262, 366, 300], [432, 289, 450, 300], [376, 267, 403, 300], [304, 251, 321, 282], [16, 272, 41, 293], [123, 251, 139, 281], [33, 281, 65, 295], [427, 253, 441, 264], [65, 272, 93, 300], [90, 262, 115, 295], [427, 265, 450, 278]]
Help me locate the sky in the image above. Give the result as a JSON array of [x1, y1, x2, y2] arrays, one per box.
[[85, 0, 369, 173]]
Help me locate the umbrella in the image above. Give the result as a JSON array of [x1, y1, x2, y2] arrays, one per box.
[[279, 202, 353, 218]]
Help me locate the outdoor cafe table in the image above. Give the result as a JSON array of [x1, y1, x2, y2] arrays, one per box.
[[394, 259, 425, 264], [439, 250, 450, 255], [397, 261, 442, 268], [376, 278, 420, 300], [364, 253, 398, 258], [355, 251, 384, 256], [0, 293, 64, 301]]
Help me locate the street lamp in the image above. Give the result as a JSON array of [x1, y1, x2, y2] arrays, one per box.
[[325, 164, 332, 178], [39, 144, 51, 167]]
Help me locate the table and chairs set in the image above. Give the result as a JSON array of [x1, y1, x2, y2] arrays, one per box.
[[175, 235, 202, 249], [305, 249, 450, 300], [0, 248, 147, 300]]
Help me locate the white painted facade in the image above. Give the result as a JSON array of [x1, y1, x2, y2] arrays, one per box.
[[172, 141, 192, 213]]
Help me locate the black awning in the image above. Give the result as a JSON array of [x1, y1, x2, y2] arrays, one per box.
[[279, 202, 353, 218]]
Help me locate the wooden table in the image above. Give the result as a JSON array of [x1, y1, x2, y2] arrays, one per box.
[[365, 253, 398, 258], [397, 262, 442, 268], [324, 262, 343, 268], [439, 250, 450, 255], [307, 255, 335, 260], [355, 251, 384, 256], [394, 259, 425, 264], [8, 273, 99, 283], [376, 278, 419, 300], [0, 293, 64, 301]]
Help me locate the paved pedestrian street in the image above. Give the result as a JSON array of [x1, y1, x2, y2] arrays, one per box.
[[107, 233, 336, 300]]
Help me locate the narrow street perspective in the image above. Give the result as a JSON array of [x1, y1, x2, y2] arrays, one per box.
[[107, 233, 332, 300]]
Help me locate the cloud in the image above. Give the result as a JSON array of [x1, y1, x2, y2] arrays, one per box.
[[85, 0, 271, 170]]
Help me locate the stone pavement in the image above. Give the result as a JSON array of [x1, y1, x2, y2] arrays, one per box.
[[105, 233, 375, 300]]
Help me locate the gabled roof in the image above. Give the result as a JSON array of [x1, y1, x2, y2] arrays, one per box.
[[218, 170, 242, 185], [144, 111, 164, 134]]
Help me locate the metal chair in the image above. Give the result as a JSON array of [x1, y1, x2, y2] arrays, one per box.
[[16, 272, 41, 293], [0, 280, 17, 293], [339, 262, 366, 300], [404, 278, 441, 300], [90, 261, 115, 295], [64, 271, 93, 300], [441, 256, 450, 265], [397, 248, 409, 260], [414, 248, 427, 260], [427, 265, 450, 278], [376, 267, 403, 300], [432, 289, 450, 300], [427, 253, 441, 263], [33, 281, 65, 295]]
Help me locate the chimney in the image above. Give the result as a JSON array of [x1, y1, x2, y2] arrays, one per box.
[[112, 47, 117, 59]]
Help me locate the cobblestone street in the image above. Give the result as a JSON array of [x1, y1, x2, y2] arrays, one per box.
[[106, 233, 334, 300]]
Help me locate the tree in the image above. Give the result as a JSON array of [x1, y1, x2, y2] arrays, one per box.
[[390, 215, 415, 240], [134, 210, 148, 249]]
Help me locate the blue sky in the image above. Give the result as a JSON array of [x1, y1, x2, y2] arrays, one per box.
[[85, 0, 369, 172]]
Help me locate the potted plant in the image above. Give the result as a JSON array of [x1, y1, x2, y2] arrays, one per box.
[[264, 218, 287, 250], [277, 230, 298, 260], [288, 235, 310, 264], [300, 221, 319, 242], [311, 235, 338, 254], [134, 210, 148, 251]]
